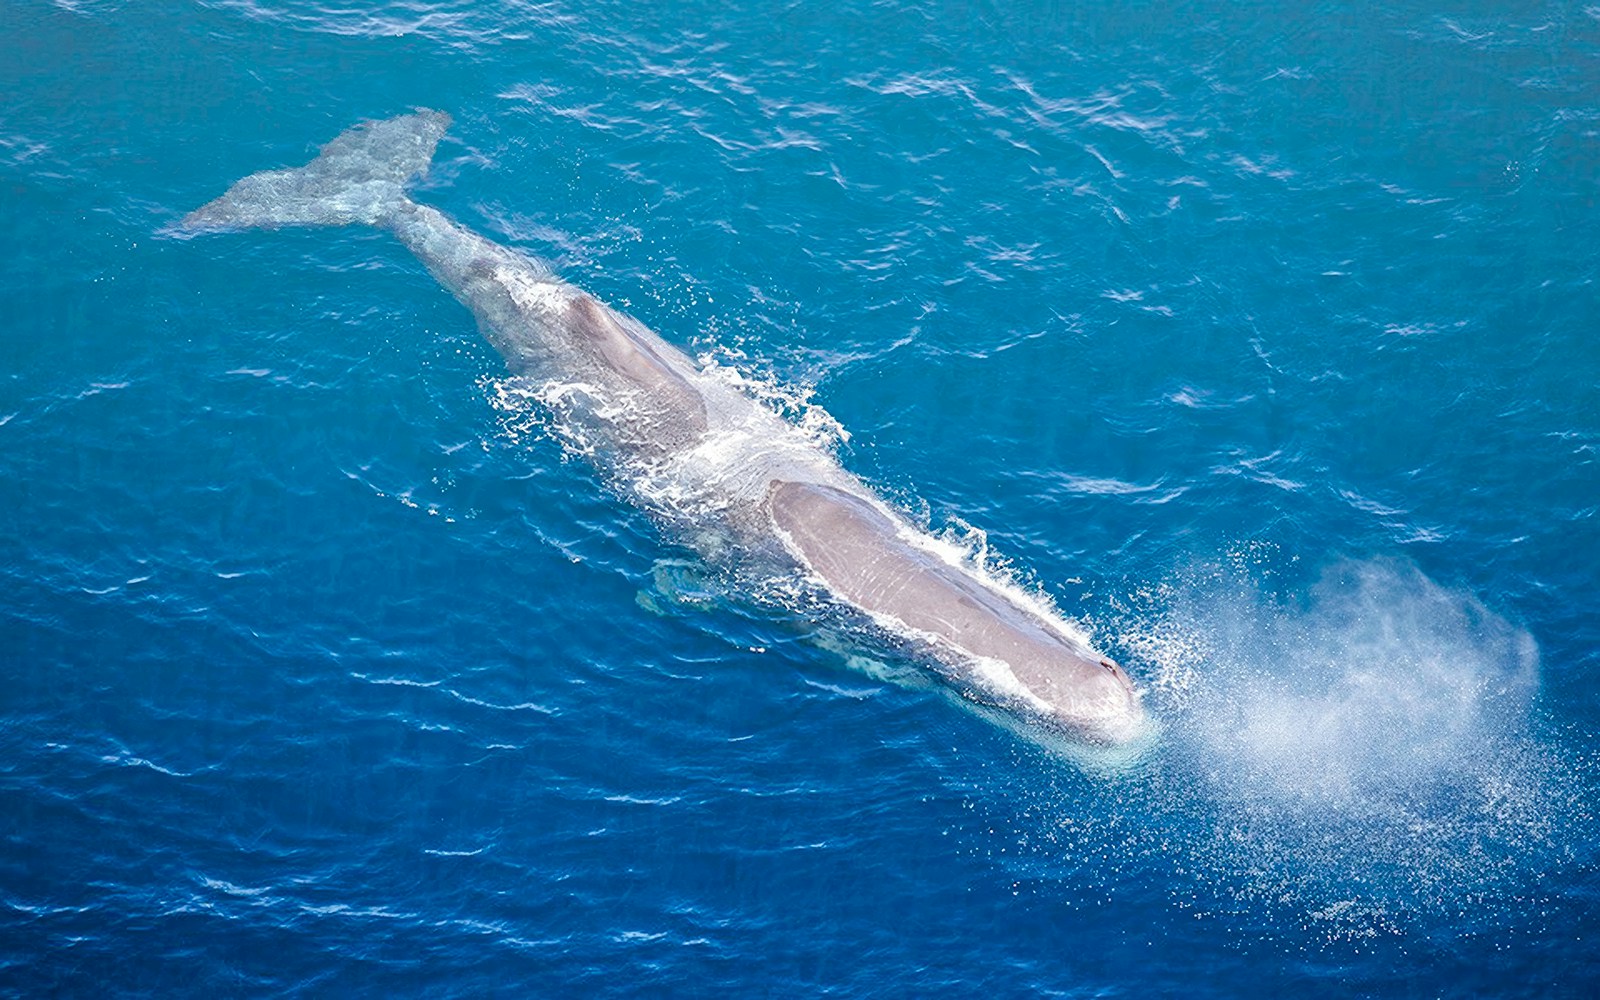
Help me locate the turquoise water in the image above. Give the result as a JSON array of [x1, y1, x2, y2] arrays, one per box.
[[4, 0, 1599, 995]]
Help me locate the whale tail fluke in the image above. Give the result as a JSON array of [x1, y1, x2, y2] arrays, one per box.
[[181, 109, 452, 232]]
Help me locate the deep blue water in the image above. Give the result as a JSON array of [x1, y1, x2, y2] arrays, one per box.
[[4, 0, 1599, 995]]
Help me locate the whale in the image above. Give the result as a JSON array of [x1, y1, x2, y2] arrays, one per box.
[[182, 110, 1145, 745]]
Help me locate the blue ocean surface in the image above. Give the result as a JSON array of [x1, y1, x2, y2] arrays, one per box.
[[3, 0, 1598, 995]]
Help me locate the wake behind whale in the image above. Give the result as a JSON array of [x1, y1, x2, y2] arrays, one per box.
[[182, 110, 1145, 746]]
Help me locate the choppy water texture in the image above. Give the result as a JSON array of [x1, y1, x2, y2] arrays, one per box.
[[4, 1, 1599, 996]]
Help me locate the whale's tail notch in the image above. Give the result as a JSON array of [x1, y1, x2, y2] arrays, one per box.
[[181, 109, 452, 233]]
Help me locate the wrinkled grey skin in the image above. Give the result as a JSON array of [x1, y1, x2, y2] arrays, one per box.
[[183, 110, 1145, 744]]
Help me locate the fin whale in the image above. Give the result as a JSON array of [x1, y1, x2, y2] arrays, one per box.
[[183, 110, 1146, 745]]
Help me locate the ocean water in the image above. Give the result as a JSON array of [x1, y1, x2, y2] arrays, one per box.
[[3, 0, 1598, 995]]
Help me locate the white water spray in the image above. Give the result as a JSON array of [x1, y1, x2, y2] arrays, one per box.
[[1102, 555, 1580, 933]]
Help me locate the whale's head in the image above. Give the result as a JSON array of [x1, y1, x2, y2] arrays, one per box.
[[1011, 650, 1148, 746], [767, 477, 1152, 747], [1061, 657, 1148, 745]]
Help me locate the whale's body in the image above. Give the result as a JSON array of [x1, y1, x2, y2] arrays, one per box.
[[184, 110, 1144, 744]]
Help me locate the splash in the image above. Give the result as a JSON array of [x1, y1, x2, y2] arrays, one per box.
[[693, 347, 852, 454], [1103, 554, 1583, 935], [1168, 559, 1540, 808]]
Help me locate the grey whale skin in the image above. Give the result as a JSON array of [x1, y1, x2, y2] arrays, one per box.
[[184, 110, 1145, 745]]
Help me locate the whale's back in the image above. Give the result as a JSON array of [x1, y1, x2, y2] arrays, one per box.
[[767, 480, 1141, 741]]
